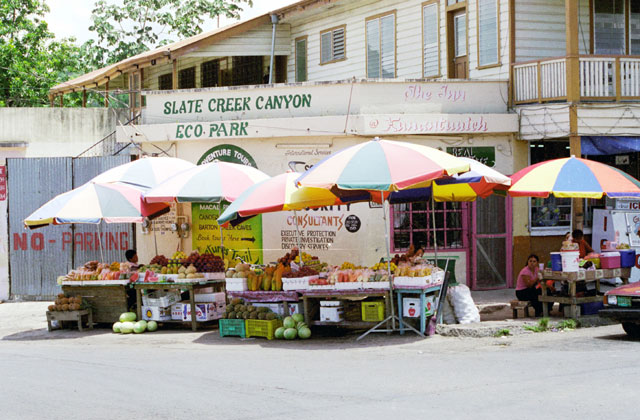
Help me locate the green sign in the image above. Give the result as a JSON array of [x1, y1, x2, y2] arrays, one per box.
[[163, 94, 312, 115], [197, 144, 258, 167], [446, 146, 495, 167]]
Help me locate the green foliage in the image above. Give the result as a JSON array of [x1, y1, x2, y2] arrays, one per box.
[[0, 0, 90, 106], [86, 0, 253, 67], [494, 329, 511, 337], [556, 319, 579, 330], [524, 317, 550, 333]]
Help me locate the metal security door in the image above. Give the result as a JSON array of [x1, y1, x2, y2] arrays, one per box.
[[471, 195, 513, 290], [8, 158, 73, 299], [72, 156, 133, 266]]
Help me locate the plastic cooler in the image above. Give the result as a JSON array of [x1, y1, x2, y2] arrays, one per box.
[[601, 252, 621, 269], [550, 252, 562, 271], [619, 249, 636, 268], [560, 251, 579, 272]]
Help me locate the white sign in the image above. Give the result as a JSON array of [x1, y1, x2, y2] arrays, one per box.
[[615, 199, 640, 210], [356, 114, 518, 135]]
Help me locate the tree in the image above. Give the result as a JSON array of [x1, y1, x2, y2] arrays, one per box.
[[0, 0, 88, 107], [86, 0, 253, 67]]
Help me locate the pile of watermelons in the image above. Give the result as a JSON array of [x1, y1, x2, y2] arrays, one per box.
[[274, 314, 311, 340], [112, 312, 158, 334]]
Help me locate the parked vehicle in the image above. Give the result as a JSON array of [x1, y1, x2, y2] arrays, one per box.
[[599, 283, 640, 338]]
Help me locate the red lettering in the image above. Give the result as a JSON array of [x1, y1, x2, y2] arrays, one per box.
[[62, 232, 72, 251], [84, 232, 93, 251], [74, 233, 84, 251], [108, 232, 117, 250], [13, 233, 27, 251], [31, 233, 44, 251], [119, 232, 128, 250]]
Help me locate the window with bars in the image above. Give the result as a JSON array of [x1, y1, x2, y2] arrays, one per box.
[[201, 60, 220, 87], [158, 73, 172, 90], [320, 26, 346, 64], [232, 56, 264, 85], [295, 37, 307, 82], [477, 0, 499, 66], [178, 67, 196, 89], [423, 2, 439, 77], [391, 201, 467, 252], [366, 12, 395, 78], [594, 0, 625, 54]]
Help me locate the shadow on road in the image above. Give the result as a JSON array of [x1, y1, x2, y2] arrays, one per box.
[[2, 328, 111, 341], [593, 332, 640, 342]]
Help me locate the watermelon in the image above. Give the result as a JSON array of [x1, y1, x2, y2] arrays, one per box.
[[284, 328, 297, 340], [120, 321, 134, 334], [283, 316, 296, 329], [119, 312, 137, 322], [296, 321, 308, 330], [112, 322, 122, 333], [274, 327, 285, 339], [292, 313, 304, 323], [146, 320, 158, 332], [298, 327, 311, 339], [133, 321, 146, 334]]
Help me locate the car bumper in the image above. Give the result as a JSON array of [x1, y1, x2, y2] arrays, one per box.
[[599, 307, 640, 321]]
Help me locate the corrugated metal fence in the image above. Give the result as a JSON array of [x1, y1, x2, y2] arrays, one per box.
[[7, 156, 132, 299]]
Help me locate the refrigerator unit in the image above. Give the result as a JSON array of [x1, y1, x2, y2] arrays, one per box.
[[592, 205, 640, 283]]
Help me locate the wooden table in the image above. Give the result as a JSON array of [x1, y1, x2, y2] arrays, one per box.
[[300, 289, 392, 329], [395, 284, 442, 335], [540, 267, 631, 318], [47, 309, 93, 332], [62, 284, 133, 323], [133, 280, 224, 331]]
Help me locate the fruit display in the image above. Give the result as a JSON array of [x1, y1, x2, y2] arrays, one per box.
[[277, 248, 299, 266], [180, 251, 225, 273], [112, 312, 157, 334], [48, 294, 84, 312], [63, 261, 138, 282], [274, 314, 311, 340], [177, 264, 204, 280], [371, 261, 397, 273], [221, 298, 279, 320], [282, 266, 318, 278]]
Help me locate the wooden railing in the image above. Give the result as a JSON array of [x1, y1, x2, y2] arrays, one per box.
[[513, 55, 640, 104]]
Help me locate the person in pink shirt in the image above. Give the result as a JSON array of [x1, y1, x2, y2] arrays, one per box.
[[515, 254, 550, 317]]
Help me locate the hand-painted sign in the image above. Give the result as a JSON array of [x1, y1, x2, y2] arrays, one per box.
[[446, 147, 496, 167]]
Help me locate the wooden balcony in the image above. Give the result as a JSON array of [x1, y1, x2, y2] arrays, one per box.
[[513, 55, 640, 104]]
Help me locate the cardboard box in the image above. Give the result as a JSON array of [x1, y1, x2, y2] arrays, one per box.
[[141, 305, 172, 321], [170, 302, 223, 322], [320, 306, 343, 322], [402, 296, 437, 318], [252, 302, 303, 316], [194, 292, 225, 304]]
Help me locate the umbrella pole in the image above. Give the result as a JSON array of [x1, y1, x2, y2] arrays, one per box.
[[153, 221, 158, 256], [97, 223, 105, 263], [431, 195, 438, 268], [219, 202, 225, 260], [293, 210, 303, 267], [381, 191, 396, 330]]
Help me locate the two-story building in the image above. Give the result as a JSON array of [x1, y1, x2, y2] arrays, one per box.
[[21, 0, 638, 298]]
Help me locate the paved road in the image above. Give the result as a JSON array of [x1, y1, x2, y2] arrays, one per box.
[[1, 303, 638, 420]]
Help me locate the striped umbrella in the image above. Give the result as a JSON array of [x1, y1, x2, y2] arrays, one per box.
[[24, 182, 169, 229], [91, 156, 195, 189], [389, 157, 511, 203], [144, 161, 270, 203], [296, 138, 470, 193], [218, 172, 357, 227], [508, 156, 640, 198]]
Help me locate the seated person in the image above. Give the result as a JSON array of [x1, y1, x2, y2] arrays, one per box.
[[516, 254, 552, 317], [571, 229, 594, 259], [125, 249, 140, 270]]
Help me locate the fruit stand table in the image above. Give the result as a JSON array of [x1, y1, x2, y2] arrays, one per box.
[[395, 283, 442, 336], [133, 280, 225, 331], [62, 282, 134, 323], [226, 291, 299, 316], [300, 288, 392, 329], [540, 267, 631, 318]]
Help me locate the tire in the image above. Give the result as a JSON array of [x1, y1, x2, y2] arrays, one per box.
[[622, 322, 640, 339]]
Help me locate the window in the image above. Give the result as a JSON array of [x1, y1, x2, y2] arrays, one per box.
[[447, 0, 464, 5], [178, 67, 196, 89], [201, 60, 220, 88], [295, 37, 307, 82], [320, 26, 346, 64], [391, 201, 467, 251], [232, 56, 264, 85], [366, 12, 396, 78], [158, 73, 172, 90], [454, 12, 466, 57], [422, 2, 439, 77], [477, 0, 498, 66], [594, 0, 625, 54], [630, 1, 640, 54]]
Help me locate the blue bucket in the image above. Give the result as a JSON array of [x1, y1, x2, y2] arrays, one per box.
[[550, 252, 562, 271], [619, 249, 636, 268]]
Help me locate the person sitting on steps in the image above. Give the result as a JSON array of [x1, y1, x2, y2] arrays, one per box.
[[516, 254, 552, 317]]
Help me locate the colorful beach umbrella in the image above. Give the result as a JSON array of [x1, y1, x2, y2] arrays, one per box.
[[296, 138, 470, 193], [24, 182, 169, 229], [508, 156, 640, 199], [91, 156, 196, 189], [144, 161, 269, 203], [389, 157, 511, 203], [217, 172, 352, 227]]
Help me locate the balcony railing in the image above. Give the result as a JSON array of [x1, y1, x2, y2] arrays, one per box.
[[513, 55, 640, 104]]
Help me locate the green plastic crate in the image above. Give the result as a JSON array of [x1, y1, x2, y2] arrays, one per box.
[[361, 301, 385, 322], [245, 319, 282, 340], [219, 319, 246, 338]]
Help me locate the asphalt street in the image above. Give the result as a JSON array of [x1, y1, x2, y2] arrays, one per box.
[[0, 302, 638, 420]]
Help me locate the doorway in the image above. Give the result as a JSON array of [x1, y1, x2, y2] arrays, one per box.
[[448, 8, 468, 79]]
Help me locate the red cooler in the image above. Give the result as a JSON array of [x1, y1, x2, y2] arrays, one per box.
[[600, 252, 621, 269]]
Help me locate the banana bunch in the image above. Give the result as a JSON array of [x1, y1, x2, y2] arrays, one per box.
[[341, 261, 356, 270], [372, 261, 397, 273]]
